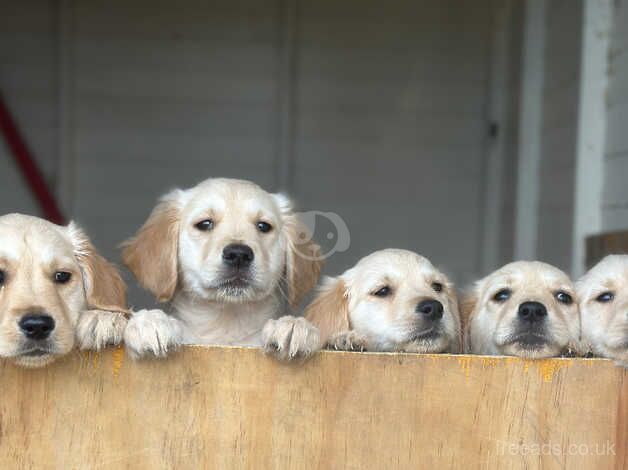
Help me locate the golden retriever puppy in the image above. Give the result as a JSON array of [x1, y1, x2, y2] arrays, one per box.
[[462, 261, 581, 358], [0, 213, 128, 367], [577, 255, 628, 367], [273, 249, 461, 354], [121, 178, 322, 358]]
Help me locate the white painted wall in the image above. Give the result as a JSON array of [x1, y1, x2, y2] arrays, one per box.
[[603, 0, 628, 230]]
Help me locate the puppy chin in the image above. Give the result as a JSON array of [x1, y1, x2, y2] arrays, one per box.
[[399, 339, 451, 354], [213, 284, 260, 303], [13, 353, 59, 368], [200, 277, 274, 304], [397, 331, 453, 354], [498, 337, 562, 359], [600, 332, 628, 363], [7, 336, 75, 368]]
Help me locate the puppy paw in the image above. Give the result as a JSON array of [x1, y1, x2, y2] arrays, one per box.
[[123, 309, 183, 359], [76, 309, 128, 351], [262, 316, 321, 361], [327, 331, 368, 352]]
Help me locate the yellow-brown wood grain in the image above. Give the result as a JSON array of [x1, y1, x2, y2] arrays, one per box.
[[0, 347, 625, 469]]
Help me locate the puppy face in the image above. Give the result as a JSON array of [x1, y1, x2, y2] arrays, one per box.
[[305, 249, 461, 353], [463, 261, 580, 358], [122, 178, 321, 308], [577, 255, 628, 364], [0, 214, 126, 367]]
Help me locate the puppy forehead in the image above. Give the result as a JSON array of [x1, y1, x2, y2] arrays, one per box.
[[578, 255, 628, 296], [0, 214, 75, 263], [485, 261, 571, 291], [0, 214, 75, 265], [186, 178, 280, 217], [349, 249, 440, 285]]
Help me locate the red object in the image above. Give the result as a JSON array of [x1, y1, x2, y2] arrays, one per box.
[[0, 93, 65, 224]]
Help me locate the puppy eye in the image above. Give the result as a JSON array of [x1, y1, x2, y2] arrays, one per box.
[[195, 219, 214, 231], [596, 291, 614, 303], [492, 289, 511, 302], [372, 286, 392, 297], [0, 270, 5, 285], [555, 291, 573, 304], [54, 271, 72, 284], [431, 282, 443, 293], [256, 221, 273, 233]]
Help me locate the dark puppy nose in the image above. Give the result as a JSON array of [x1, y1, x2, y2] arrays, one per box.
[[222, 243, 254, 268], [416, 299, 444, 321], [18, 315, 55, 340], [518, 301, 547, 323]]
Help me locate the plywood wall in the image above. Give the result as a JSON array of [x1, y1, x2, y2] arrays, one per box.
[[0, 347, 625, 469]]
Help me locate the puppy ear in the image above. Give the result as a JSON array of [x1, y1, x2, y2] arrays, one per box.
[[67, 223, 127, 312], [459, 286, 479, 353], [274, 194, 323, 309], [304, 277, 350, 345], [120, 190, 182, 302]]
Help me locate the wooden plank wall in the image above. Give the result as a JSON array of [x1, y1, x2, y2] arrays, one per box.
[[603, 0, 628, 231], [0, 347, 625, 469], [0, 0, 509, 292], [0, 1, 59, 216], [536, 0, 583, 272]]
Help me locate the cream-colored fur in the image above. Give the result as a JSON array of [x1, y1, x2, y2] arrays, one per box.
[[121, 178, 322, 358], [0, 213, 127, 367], [463, 261, 581, 359], [262, 315, 321, 360], [278, 249, 461, 355], [577, 255, 628, 367]]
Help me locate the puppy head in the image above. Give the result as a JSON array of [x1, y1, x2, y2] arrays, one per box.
[[121, 178, 322, 307], [305, 249, 461, 353], [577, 255, 628, 364], [463, 261, 580, 358], [0, 214, 126, 367]]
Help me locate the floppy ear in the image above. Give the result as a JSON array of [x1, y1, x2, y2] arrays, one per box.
[[304, 277, 350, 345], [274, 194, 323, 309], [120, 190, 182, 303], [459, 286, 479, 353], [67, 223, 127, 312]]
